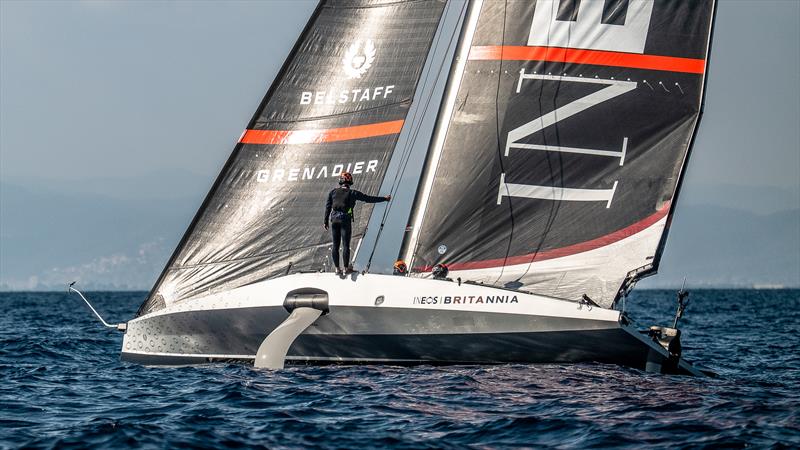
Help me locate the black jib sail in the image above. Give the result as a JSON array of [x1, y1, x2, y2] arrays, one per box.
[[402, 0, 716, 308], [139, 0, 446, 315]]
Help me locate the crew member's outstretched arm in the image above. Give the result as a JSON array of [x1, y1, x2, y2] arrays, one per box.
[[353, 191, 391, 203]]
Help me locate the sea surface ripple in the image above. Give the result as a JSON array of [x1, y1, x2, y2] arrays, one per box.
[[1, 290, 798, 448]]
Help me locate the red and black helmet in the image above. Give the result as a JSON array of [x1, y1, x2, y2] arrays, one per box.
[[432, 263, 449, 279], [339, 171, 353, 185], [393, 260, 408, 275]]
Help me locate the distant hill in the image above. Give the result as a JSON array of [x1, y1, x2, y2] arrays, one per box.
[[2, 168, 214, 201], [1, 174, 798, 290], [681, 183, 799, 215], [639, 205, 800, 288], [0, 180, 202, 290]]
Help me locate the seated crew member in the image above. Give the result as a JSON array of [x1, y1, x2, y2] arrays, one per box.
[[393, 260, 408, 276], [324, 171, 391, 275], [432, 263, 449, 280]]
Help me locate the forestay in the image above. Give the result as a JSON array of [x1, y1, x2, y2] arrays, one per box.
[[402, 0, 716, 308], [139, 0, 446, 315]]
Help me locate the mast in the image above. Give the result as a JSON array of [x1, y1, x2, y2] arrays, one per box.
[[400, 0, 484, 267]]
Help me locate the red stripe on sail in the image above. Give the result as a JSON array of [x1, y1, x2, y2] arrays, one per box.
[[421, 202, 671, 272], [468, 46, 706, 74], [240, 120, 405, 145]]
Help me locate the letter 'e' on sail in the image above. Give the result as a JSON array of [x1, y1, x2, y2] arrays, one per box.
[[137, 0, 447, 315], [402, 0, 716, 308]]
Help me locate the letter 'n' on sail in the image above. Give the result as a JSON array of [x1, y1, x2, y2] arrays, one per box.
[[137, 1, 447, 315], [402, 0, 716, 308]]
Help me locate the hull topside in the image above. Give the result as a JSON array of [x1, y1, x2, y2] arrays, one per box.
[[122, 273, 698, 375]]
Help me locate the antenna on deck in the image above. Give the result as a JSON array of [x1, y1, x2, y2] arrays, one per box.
[[68, 282, 126, 331]]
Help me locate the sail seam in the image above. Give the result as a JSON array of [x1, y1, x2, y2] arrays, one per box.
[[167, 238, 358, 271], [325, 0, 433, 10], [255, 99, 412, 125]]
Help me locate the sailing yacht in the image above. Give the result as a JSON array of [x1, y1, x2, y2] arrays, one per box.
[[119, 0, 716, 375]]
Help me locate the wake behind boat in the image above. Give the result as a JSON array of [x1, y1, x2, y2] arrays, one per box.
[[86, 0, 717, 375]]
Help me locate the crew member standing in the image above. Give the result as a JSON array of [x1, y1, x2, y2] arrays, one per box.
[[324, 172, 390, 275]]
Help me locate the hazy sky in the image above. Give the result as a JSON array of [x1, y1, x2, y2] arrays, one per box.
[[2, 0, 798, 189]]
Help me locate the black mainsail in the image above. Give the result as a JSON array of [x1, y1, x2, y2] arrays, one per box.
[[401, 0, 716, 308], [139, 0, 446, 315]]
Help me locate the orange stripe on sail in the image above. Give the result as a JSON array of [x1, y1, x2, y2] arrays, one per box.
[[468, 46, 706, 74], [239, 120, 405, 145]]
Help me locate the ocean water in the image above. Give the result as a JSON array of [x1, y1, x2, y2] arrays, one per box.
[[1, 290, 798, 449]]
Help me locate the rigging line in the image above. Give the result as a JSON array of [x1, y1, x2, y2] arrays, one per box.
[[365, 0, 464, 270], [366, 0, 449, 235], [363, 50, 444, 270], [491, 0, 512, 286], [516, 0, 567, 283], [326, 0, 434, 10], [170, 239, 338, 270], [381, 0, 466, 229], [365, 0, 466, 271], [360, 0, 456, 271], [386, 0, 466, 209], [363, 0, 453, 242], [406, 0, 485, 270], [383, 0, 457, 198]]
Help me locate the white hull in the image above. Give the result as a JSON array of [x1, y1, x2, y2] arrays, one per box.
[[121, 273, 703, 375]]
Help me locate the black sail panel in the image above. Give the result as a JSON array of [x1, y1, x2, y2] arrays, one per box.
[[139, 0, 446, 315], [405, 0, 715, 308]]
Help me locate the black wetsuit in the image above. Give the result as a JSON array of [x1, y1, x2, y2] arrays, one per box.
[[324, 186, 387, 269]]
